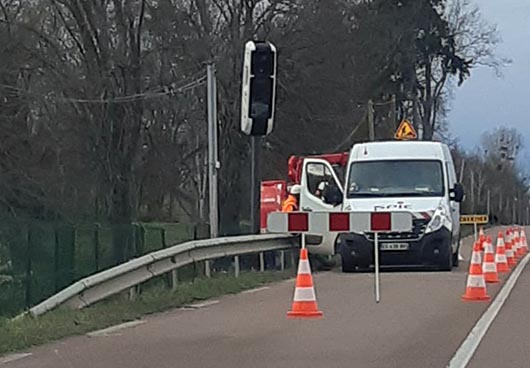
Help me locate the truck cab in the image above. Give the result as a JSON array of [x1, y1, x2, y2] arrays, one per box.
[[299, 141, 464, 271]]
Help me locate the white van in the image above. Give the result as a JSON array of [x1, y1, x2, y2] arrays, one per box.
[[299, 141, 464, 271]]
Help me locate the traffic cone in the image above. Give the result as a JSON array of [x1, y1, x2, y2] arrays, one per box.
[[521, 229, 528, 254], [479, 234, 487, 251], [513, 230, 520, 259], [495, 232, 510, 273], [287, 248, 323, 318], [462, 248, 490, 301], [515, 231, 525, 258], [473, 240, 482, 252], [483, 236, 499, 283], [479, 226, 485, 239], [505, 230, 517, 267]]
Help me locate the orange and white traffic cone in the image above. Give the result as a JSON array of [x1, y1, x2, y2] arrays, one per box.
[[479, 226, 485, 239], [479, 234, 486, 251], [521, 229, 528, 255], [462, 247, 490, 301], [505, 230, 517, 267], [473, 240, 482, 252], [512, 231, 520, 259], [495, 232, 510, 273], [287, 248, 323, 318], [483, 236, 499, 283], [515, 231, 525, 258]]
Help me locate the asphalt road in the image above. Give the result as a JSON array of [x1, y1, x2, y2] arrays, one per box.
[[2, 227, 527, 368], [468, 263, 530, 368]]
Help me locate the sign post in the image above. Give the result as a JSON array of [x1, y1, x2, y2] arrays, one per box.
[[374, 232, 380, 302]]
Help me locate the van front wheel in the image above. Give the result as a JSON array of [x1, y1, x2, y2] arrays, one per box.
[[439, 241, 453, 271]]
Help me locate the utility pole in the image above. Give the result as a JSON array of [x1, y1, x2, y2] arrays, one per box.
[[207, 64, 219, 238], [368, 99, 375, 141]]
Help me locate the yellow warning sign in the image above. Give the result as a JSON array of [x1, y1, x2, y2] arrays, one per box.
[[460, 215, 489, 224], [394, 120, 417, 140]]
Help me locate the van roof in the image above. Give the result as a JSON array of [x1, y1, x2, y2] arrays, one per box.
[[350, 141, 449, 161]]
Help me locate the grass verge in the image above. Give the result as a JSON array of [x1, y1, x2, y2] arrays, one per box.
[[0, 270, 292, 356]]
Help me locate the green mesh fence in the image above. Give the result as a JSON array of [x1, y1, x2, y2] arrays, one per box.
[[0, 221, 208, 317]]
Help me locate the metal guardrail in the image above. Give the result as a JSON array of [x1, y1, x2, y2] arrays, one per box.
[[27, 234, 295, 317]]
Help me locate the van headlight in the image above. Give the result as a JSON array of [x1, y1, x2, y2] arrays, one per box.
[[425, 205, 451, 234]]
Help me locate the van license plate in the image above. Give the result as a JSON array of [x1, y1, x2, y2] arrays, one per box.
[[380, 243, 409, 251]]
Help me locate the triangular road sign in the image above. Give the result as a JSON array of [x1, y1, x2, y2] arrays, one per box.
[[394, 120, 417, 140]]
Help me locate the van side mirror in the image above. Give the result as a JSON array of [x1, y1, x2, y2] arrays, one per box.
[[323, 185, 343, 206], [450, 183, 464, 203]]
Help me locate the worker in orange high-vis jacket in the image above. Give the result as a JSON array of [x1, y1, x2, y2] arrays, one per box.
[[282, 184, 301, 212]]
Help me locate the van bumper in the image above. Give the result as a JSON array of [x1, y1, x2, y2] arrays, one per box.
[[337, 228, 452, 269]]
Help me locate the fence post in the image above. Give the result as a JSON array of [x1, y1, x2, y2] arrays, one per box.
[[259, 252, 265, 272], [170, 269, 178, 290], [234, 255, 240, 277], [128, 286, 137, 301], [25, 224, 32, 308], [160, 227, 166, 249], [94, 224, 100, 272], [54, 226, 60, 293], [205, 260, 211, 278]]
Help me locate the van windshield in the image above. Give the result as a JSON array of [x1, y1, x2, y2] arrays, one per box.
[[347, 160, 444, 198]]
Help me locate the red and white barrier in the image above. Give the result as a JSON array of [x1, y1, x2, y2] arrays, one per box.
[[267, 211, 413, 234]]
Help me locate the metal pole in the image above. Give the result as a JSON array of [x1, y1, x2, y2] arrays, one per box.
[[205, 260, 211, 278], [474, 223, 478, 242], [207, 64, 219, 238], [513, 198, 517, 225], [368, 99, 375, 141], [250, 136, 262, 234], [487, 190, 491, 217], [301, 234, 306, 249], [374, 233, 380, 303], [234, 255, 240, 277], [259, 252, 265, 272]]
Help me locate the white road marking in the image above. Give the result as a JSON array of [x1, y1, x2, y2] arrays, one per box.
[[241, 286, 270, 294], [180, 300, 220, 310], [87, 320, 145, 337], [447, 253, 530, 368], [0, 353, 32, 365]]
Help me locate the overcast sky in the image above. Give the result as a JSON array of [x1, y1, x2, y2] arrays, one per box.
[[448, 0, 530, 161]]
